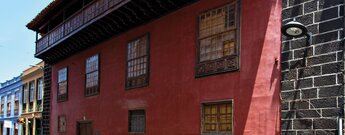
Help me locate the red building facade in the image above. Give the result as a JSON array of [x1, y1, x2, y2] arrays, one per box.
[[28, 0, 282, 134]]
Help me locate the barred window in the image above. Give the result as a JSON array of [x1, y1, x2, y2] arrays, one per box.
[[196, 2, 239, 77], [85, 54, 99, 96], [58, 67, 68, 102], [126, 34, 149, 89], [129, 110, 145, 133], [77, 121, 92, 135], [202, 102, 233, 134]]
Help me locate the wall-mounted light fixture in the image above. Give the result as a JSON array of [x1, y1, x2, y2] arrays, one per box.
[[282, 20, 312, 45]]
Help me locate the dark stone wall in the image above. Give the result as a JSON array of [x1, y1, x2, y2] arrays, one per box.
[[282, 0, 344, 134], [43, 64, 52, 135]]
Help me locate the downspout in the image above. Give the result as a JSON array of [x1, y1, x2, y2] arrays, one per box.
[[338, 0, 345, 135]]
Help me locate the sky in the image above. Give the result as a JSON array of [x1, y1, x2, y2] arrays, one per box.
[[0, 1, 52, 83]]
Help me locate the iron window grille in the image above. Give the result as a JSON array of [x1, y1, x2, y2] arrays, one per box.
[[196, 1, 239, 77], [77, 121, 92, 135], [126, 34, 150, 89], [128, 110, 146, 133], [85, 54, 100, 96], [58, 67, 68, 102]]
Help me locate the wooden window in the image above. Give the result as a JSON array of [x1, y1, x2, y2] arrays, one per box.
[[7, 95, 11, 116], [85, 54, 99, 96], [128, 110, 145, 133], [196, 2, 239, 77], [22, 84, 28, 112], [126, 34, 149, 89], [1, 96, 4, 116], [36, 78, 43, 111], [202, 102, 233, 134], [77, 121, 92, 135], [58, 67, 68, 102], [58, 115, 66, 133], [29, 81, 35, 112], [29, 81, 35, 102], [37, 78, 43, 101], [22, 84, 28, 103], [14, 91, 19, 114]]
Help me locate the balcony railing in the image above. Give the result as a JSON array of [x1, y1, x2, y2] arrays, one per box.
[[36, 0, 126, 54]]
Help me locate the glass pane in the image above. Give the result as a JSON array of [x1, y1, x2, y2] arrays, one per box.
[[29, 82, 35, 102], [211, 106, 217, 114], [219, 123, 232, 131], [199, 31, 235, 62], [86, 54, 99, 73], [204, 106, 211, 114], [59, 82, 67, 95], [203, 102, 233, 133], [199, 4, 234, 39], [58, 68, 67, 83], [126, 34, 149, 87]]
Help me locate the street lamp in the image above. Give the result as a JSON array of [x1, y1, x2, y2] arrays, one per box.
[[282, 20, 312, 45]]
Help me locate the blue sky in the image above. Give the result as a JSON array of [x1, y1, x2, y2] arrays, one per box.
[[0, 1, 52, 83]]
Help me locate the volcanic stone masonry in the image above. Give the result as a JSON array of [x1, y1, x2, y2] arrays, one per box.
[[281, 0, 344, 134]]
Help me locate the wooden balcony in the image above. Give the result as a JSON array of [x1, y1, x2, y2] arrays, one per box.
[[36, 0, 128, 55], [35, 0, 199, 63]]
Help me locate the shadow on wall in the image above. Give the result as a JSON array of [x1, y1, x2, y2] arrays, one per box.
[[237, 0, 281, 134]]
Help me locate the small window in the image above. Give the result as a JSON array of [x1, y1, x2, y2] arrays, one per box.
[[128, 110, 145, 133], [126, 34, 150, 89], [196, 2, 239, 77], [77, 121, 92, 135], [85, 54, 99, 96], [58, 67, 68, 102], [58, 115, 66, 133], [202, 101, 233, 134]]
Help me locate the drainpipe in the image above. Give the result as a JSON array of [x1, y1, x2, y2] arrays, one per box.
[[339, 117, 343, 135], [342, 1, 345, 134]]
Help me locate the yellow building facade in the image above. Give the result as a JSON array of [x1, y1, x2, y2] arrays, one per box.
[[20, 62, 44, 135]]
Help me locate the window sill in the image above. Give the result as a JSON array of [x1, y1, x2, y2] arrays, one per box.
[[201, 132, 232, 135], [129, 132, 145, 134]]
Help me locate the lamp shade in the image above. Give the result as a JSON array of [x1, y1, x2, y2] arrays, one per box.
[[282, 21, 308, 38]]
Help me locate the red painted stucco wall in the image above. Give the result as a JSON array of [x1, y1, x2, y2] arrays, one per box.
[[50, 0, 282, 134]]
